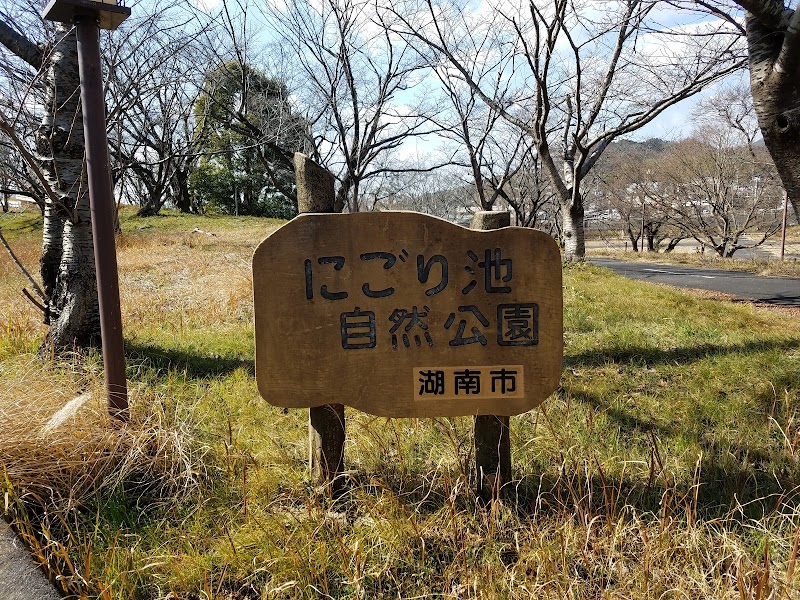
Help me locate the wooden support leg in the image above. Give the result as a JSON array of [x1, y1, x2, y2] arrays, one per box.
[[310, 403, 346, 496], [295, 153, 347, 494], [471, 211, 512, 501], [474, 415, 511, 502]]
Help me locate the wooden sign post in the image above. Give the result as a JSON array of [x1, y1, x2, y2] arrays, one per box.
[[295, 155, 346, 495], [472, 211, 512, 501], [253, 159, 563, 496]]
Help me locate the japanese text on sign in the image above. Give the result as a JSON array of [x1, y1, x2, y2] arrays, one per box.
[[304, 248, 538, 352], [415, 365, 524, 401], [252, 211, 563, 417]]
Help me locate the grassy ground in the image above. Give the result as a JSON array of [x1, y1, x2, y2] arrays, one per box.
[[2, 208, 800, 598]]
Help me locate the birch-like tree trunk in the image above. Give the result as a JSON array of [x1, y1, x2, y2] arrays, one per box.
[[740, 2, 800, 222], [38, 25, 99, 350], [1, 21, 100, 350]]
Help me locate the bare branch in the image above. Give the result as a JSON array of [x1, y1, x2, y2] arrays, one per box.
[[775, 6, 800, 77], [0, 18, 42, 69], [0, 116, 66, 211], [22, 287, 47, 314]]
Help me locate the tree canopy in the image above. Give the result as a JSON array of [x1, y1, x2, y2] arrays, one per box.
[[192, 62, 305, 217]]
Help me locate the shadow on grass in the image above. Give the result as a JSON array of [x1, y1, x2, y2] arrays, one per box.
[[126, 342, 254, 379], [567, 386, 800, 522], [123, 335, 800, 528], [347, 359, 800, 527], [566, 337, 800, 368], [349, 433, 800, 529], [341, 442, 800, 530]]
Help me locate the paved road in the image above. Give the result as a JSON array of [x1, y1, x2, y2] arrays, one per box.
[[0, 521, 60, 600], [591, 258, 800, 306]]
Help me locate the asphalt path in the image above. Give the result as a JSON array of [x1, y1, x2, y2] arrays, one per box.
[[0, 521, 60, 600], [590, 258, 800, 306]]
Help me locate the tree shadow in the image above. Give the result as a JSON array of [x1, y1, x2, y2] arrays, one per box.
[[749, 293, 800, 306], [126, 342, 254, 379], [566, 337, 800, 369], [563, 386, 800, 522]]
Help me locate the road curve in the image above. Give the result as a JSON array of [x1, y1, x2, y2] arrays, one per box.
[[590, 258, 800, 307]]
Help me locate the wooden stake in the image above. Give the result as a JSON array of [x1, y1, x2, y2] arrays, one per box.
[[471, 211, 512, 502], [295, 153, 346, 495]]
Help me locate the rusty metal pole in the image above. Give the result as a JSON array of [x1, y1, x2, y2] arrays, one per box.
[[76, 15, 128, 420]]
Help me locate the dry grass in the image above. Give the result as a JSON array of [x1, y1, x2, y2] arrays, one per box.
[[1, 357, 208, 507], [588, 245, 800, 278], [0, 356, 213, 597], [0, 213, 46, 356], [2, 208, 800, 598]]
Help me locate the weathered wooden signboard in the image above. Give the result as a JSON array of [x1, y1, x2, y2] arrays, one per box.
[[253, 211, 562, 418]]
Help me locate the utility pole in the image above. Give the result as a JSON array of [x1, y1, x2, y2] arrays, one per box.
[[780, 189, 789, 261]]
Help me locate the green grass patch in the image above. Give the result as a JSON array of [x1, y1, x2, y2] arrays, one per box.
[[118, 205, 285, 236], [0, 210, 43, 239]]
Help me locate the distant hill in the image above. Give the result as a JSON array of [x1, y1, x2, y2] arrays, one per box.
[[611, 138, 669, 154]]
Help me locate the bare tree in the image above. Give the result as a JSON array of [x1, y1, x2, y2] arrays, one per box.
[[430, 58, 528, 211], [389, 0, 744, 260], [262, 0, 446, 212], [0, 0, 205, 349], [677, 0, 800, 223], [499, 153, 560, 235], [595, 140, 686, 252], [647, 89, 783, 257], [375, 167, 469, 221], [104, 3, 207, 216]]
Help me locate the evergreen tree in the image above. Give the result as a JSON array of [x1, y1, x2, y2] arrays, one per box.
[[191, 62, 305, 217]]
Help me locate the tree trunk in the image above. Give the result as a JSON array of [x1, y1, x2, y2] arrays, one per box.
[[135, 177, 166, 217], [562, 198, 585, 261], [136, 203, 160, 217], [646, 227, 655, 252], [39, 201, 64, 325], [664, 237, 683, 253], [335, 174, 351, 213], [136, 183, 165, 216], [36, 25, 100, 351], [173, 166, 192, 213], [746, 13, 800, 223], [46, 214, 100, 349], [561, 151, 585, 261], [625, 224, 639, 252]]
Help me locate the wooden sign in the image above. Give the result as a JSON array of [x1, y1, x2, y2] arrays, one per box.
[[252, 211, 562, 418]]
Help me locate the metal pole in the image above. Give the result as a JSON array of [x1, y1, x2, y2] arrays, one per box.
[[780, 189, 789, 261], [76, 15, 128, 420]]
